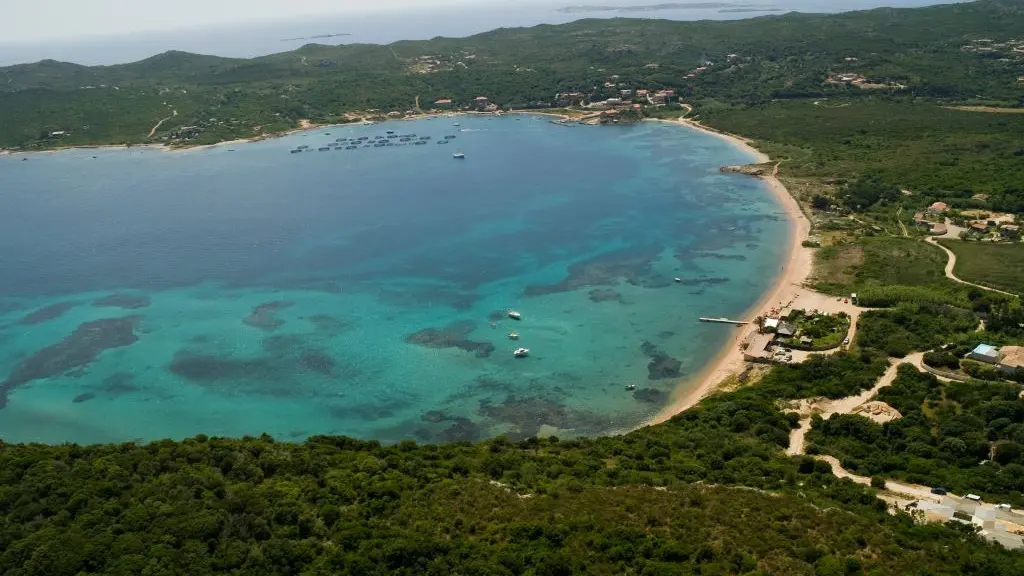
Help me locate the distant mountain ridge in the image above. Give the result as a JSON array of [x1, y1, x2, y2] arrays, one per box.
[[0, 0, 1021, 148]]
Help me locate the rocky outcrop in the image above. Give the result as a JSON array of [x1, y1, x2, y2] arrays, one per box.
[[720, 163, 771, 176]]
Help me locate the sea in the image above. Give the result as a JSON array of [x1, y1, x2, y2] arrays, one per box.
[[0, 0, 964, 66], [0, 116, 789, 445]]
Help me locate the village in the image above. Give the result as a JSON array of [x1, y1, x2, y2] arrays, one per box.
[[912, 201, 1021, 242]]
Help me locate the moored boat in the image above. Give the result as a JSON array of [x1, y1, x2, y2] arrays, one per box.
[[513, 348, 530, 358], [507, 310, 521, 320], [508, 333, 520, 340], [453, 152, 465, 159]]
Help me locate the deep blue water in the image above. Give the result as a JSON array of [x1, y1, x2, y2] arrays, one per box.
[[0, 115, 788, 444]]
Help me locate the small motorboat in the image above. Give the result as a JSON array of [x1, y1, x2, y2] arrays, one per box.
[[454, 122, 460, 126], [513, 348, 530, 358], [508, 333, 520, 340], [507, 311, 521, 320], [387, 130, 395, 134], [674, 277, 682, 283], [453, 152, 465, 159], [625, 384, 637, 391]]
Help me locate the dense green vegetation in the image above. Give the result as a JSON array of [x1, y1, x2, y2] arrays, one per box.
[[2, 0, 1023, 154], [856, 304, 980, 357], [700, 101, 1024, 212], [13, 352, 1016, 576], [939, 240, 1024, 296], [809, 365, 1024, 504]]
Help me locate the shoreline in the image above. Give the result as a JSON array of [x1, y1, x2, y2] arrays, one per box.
[[0, 110, 579, 157], [644, 116, 813, 427]]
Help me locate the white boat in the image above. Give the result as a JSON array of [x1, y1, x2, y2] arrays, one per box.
[[453, 152, 465, 159], [625, 384, 637, 391], [453, 122, 460, 126], [507, 311, 521, 320], [514, 348, 530, 358], [674, 277, 682, 283], [508, 333, 520, 340]]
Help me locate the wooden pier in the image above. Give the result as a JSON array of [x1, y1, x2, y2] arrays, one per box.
[[699, 317, 749, 325]]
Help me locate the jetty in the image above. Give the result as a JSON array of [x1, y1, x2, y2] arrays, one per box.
[[699, 317, 749, 325]]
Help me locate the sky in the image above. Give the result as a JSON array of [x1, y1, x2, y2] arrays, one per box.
[[0, 0, 486, 43]]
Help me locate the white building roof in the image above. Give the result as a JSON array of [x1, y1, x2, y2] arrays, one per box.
[[973, 344, 998, 356]]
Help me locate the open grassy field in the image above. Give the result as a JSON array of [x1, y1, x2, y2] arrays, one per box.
[[937, 240, 1024, 296], [812, 236, 971, 306]]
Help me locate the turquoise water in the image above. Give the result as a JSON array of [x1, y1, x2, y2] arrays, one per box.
[[0, 116, 788, 444]]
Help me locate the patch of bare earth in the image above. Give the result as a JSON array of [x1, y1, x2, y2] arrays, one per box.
[[811, 244, 865, 286], [852, 401, 902, 424], [944, 106, 1024, 114]]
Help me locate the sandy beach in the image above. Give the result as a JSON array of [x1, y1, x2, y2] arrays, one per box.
[[645, 116, 814, 426]]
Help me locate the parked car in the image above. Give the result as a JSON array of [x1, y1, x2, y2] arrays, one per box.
[[931, 487, 948, 496], [843, 337, 850, 345]]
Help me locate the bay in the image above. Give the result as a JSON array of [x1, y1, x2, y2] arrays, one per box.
[[0, 115, 788, 444]]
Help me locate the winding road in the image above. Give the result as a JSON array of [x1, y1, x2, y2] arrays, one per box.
[[147, 109, 178, 138], [785, 353, 942, 502], [925, 234, 1018, 298]]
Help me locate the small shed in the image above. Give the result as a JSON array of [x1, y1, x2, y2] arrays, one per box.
[[968, 344, 1001, 364]]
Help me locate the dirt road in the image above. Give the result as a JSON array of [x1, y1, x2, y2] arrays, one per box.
[[147, 109, 177, 138], [925, 236, 1018, 297], [786, 357, 905, 456], [785, 354, 941, 501]]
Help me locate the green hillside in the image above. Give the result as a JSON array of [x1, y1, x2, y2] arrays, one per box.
[[1, 0, 1022, 150]]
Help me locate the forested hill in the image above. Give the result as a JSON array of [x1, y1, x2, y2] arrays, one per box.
[[1, 0, 1023, 149]]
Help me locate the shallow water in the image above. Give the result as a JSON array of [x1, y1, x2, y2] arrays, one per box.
[[0, 116, 788, 444]]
